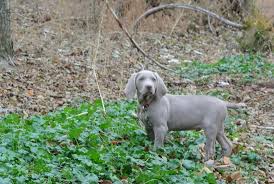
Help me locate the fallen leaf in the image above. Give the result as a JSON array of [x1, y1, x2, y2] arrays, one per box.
[[231, 171, 241, 180], [111, 140, 122, 145], [223, 156, 231, 165], [144, 146, 149, 152], [257, 170, 266, 177], [225, 172, 242, 183], [99, 180, 112, 184], [226, 175, 233, 183], [27, 89, 34, 97]]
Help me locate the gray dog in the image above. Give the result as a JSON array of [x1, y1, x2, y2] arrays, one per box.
[[124, 70, 245, 161]]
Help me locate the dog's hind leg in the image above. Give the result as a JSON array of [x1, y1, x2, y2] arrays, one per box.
[[216, 130, 232, 156], [204, 123, 218, 161]]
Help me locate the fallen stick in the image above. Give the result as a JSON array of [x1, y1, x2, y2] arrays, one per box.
[[133, 3, 243, 32], [207, 15, 216, 35], [105, 0, 173, 71], [67, 112, 88, 120], [250, 125, 274, 130]]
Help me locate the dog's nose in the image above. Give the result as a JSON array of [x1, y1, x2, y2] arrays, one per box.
[[146, 85, 152, 90]]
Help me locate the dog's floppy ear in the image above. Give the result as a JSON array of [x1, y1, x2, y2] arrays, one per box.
[[154, 72, 167, 98], [124, 73, 137, 99]]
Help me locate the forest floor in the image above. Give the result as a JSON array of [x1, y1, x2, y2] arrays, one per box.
[[0, 0, 273, 183]]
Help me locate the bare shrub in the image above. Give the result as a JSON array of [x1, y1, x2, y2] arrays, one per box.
[[239, 11, 273, 53]]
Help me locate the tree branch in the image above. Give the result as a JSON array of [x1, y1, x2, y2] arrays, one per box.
[[105, 0, 173, 71], [133, 3, 243, 32]]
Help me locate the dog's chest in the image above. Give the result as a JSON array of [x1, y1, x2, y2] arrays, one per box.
[[137, 106, 153, 130]]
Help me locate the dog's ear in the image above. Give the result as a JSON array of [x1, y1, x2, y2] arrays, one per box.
[[124, 73, 137, 99], [154, 72, 167, 98]]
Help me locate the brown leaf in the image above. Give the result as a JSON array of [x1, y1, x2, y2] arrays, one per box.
[[111, 140, 122, 145], [99, 180, 112, 184], [231, 171, 241, 180], [223, 156, 231, 165], [52, 55, 60, 64], [226, 171, 242, 182], [144, 146, 149, 152], [258, 170, 266, 177], [41, 14, 51, 23], [226, 175, 233, 182], [27, 89, 34, 97]]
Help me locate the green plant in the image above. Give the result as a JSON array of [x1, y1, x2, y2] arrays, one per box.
[[0, 100, 218, 183], [178, 54, 273, 84], [0, 97, 270, 183]]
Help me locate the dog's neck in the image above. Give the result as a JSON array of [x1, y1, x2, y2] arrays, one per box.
[[138, 93, 156, 109]]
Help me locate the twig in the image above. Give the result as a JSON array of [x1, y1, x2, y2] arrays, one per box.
[[67, 112, 88, 120], [7, 55, 16, 66], [138, 63, 145, 70], [250, 125, 274, 130], [169, 0, 192, 36], [73, 63, 93, 70], [207, 15, 216, 35], [133, 3, 243, 32], [105, 0, 173, 72], [88, 4, 106, 114]]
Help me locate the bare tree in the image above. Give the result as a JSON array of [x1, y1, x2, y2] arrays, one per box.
[[0, 0, 13, 60]]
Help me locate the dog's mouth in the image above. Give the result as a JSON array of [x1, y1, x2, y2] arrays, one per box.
[[144, 91, 155, 97], [141, 92, 154, 101], [145, 91, 153, 95]]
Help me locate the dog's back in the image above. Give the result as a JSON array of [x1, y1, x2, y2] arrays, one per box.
[[165, 95, 227, 131]]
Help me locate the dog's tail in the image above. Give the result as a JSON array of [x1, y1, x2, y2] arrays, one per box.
[[226, 102, 247, 109]]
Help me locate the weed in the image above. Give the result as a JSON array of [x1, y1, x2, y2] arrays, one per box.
[[0, 99, 269, 183], [178, 54, 273, 84], [0, 100, 217, 183]]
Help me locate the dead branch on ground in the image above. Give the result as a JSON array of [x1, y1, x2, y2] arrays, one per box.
[[250, 125, 274, 131], [133, 3, 243, 32], [105, 0, 173, 72]]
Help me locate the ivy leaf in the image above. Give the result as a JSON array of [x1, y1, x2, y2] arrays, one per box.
[[182, 159, 195, 170]]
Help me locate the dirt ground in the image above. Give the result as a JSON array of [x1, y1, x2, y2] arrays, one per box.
[[1, 0, 272, 138], [0, 0, 244, 114], [0, 0, 273, 127], [0, 0, 272, 124], [0, 0, 274, 181]]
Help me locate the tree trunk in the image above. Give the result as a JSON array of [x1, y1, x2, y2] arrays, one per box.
[[0, 0, 13, 59]]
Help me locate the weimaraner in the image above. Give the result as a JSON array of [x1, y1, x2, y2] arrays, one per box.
[[124, 70, 245, 161]]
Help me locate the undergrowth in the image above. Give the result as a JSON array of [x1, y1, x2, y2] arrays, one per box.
[[178, 54, 273, 84], [0, 100, 216, 183], [0, 99, 269, 183], [0, 54, 273, 183]]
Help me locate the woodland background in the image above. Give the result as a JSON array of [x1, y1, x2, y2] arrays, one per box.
[[0, 0, 273, 183]]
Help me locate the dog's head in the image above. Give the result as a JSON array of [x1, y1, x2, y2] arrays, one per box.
[[124, 70, 167, 102]]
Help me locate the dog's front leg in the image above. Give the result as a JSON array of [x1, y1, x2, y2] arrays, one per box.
[[145, 125, 154, 141], [153, 125, 168, 150]]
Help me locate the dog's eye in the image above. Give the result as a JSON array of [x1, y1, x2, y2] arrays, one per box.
[[138, 77, 144, 81], [152, 77, 156, 81]]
